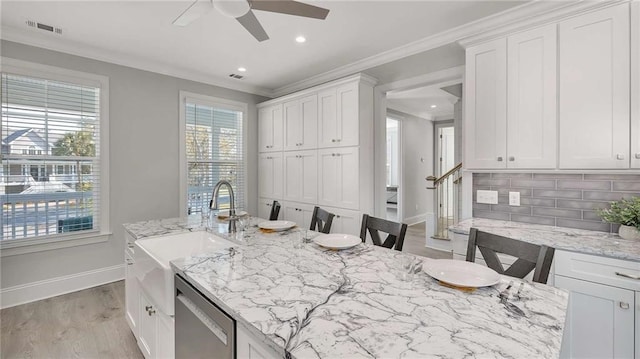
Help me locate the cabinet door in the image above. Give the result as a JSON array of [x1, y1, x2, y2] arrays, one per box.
[[559, 4, 630, 169], [299, 95, 318, 150], [138, 290, 157, 359], [258, 153, 283, 199], [325, 206, 361, 236], [258, 104, 283, 152], [125, 252, 138, 337], [464, 38, 507, 169], [157, 313, 174, 359], [318, 89, 337, 148], [631, 2, 640, 168], [336, 83, 359, 147], [237, 324, 281, 359], [283, 99, 301, 151], [318, 147, 359, 210], [507, 24, 557, 169], [283, 151, 316, 203], [281, 201, 314, 230], [556, 275, 635, 359]]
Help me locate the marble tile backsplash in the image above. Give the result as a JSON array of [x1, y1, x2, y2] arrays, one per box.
[[472, 173, 640, 233]]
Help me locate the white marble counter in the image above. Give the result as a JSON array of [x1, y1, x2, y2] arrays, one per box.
[[123, 216, 204, 239], [450, 218, 640, 262], [163, 223, 568, 359]]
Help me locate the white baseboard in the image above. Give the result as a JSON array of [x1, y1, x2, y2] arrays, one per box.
[[403, 213, 426, 226], [0, 264, 124, 309]]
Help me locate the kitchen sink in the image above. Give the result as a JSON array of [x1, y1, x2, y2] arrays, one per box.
[[134, 231, 234, 315]]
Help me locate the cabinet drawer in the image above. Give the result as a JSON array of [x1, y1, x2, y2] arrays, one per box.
[[555, 250, 639, 291]]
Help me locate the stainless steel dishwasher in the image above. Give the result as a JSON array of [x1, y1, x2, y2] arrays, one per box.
[[175, 274, 235, 359]]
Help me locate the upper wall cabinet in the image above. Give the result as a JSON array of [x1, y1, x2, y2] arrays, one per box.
[[507, 24, 557, 169], [464, 38, 507, 169], [630, 1, 640, 168], [318, 82, 359, 148], [558, 4, 630, 169], [283, 95, 318, 151], [259, 104, 283, 152]]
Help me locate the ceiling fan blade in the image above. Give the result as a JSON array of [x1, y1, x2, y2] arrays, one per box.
[[250, 0, 329, 20], [173, 0, 213, 26], [236, 10, 269, 42]]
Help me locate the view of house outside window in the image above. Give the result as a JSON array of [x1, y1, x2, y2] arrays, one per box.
[[184, 101, 244, 215], [1, 73, 101, 240]]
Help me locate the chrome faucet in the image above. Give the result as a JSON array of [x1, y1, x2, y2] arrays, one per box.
[[210, 180, 237, 233]]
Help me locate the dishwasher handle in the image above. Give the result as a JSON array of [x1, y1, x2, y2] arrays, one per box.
[[176, 293, 228, 345]]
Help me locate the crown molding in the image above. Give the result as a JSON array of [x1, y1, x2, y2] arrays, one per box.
[[1, 26, 274, 98], [458, 0, 630, 48], [387, 105, 433, 121], [270, 1, 573, 97]]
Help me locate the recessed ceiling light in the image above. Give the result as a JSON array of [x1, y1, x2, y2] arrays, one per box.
[[237, 67, 247, 72], [430, 105, 437, 108], [295, 36, 306, 43]]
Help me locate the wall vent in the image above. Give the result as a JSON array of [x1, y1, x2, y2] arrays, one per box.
[[228, 74, 244, 79], [26, 20, 62, 35]]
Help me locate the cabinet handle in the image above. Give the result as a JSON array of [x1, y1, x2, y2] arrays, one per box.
[[497, 157, 503, 162], [635, 153, 640, 159], [508, 156, 515, 162], [331, 153, 335, 157], [335, 153, 341, 157], [331, 139, 336, 143], [336, 139, 341, 142], [148, 309, 156, 316], [145, 305, 152, 311], [126, 260, 133, 265], [616, 154, 625, 160], [336, 215, 341, 218], [127, 243, 134, 249], [615, 271, 640, 280], [619, 302, 630, 310]]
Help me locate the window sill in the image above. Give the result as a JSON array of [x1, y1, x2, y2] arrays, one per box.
[[0, 231, 112, 257]]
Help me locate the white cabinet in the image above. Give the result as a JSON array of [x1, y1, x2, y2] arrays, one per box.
[[324, 206, 361, 236], [258, 153, 283, 199], [465, 38, 507, 169], [283, 150, 317, 204], [258, 198, 276, 220], [465, 26, 558, 170], [137, 288, 175, 359], [258, 104, 283, 152], [555, 250, 638, 359], [631, 1, 640, 169], [281, 201, 314, 230], [237, 325, 280, 359], [125, 251, 139, 338], [506, 24, 557, 169], [283, 95, 317, 151], [318, 83, 359, 148], [318, 147, 359, 210], [558, 4, 630, 169]]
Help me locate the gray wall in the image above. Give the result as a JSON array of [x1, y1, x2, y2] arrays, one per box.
[[388, 109, 433, 223], [472, 173, 640, 232], [1, 40, 268, 288]]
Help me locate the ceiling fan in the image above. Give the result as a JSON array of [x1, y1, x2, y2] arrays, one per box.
[[173, 0, 330, 42]]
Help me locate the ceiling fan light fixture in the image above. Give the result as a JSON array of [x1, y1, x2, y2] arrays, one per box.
[[430, 105, 437, 108], [214, 0, 250, 18], [295, 36, 306, 43], [237, 67, 247, 72]]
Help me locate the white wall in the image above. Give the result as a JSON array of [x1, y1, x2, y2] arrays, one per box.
[[387, 109, 434, 226], [0, 41, 267, 294]]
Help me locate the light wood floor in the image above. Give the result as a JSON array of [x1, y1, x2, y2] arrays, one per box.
[[402, 222, 453, 260], [1, 281, 143, 359]]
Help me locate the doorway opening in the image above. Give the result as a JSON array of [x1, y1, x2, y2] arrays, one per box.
[[386, 117, 400, 221]]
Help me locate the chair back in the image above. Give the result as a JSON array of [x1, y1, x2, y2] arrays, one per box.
[[359, 214, 407, 251], [310, 206, 335, 234], [466, 228, 555, 284], [269, 200, 281, 220]]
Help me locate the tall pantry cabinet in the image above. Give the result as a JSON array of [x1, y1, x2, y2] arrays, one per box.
[[257, 74, 376, 235]]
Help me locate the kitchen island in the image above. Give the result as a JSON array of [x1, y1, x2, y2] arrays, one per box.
[[125, 217, 568, 358]]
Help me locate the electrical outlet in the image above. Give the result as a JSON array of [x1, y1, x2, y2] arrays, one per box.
[[477, 190, 498, 204], [509, 191, 520, 206]]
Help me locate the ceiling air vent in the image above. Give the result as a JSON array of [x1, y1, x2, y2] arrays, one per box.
[[228, 74, 244, 80], [26, 20, 62, 35]]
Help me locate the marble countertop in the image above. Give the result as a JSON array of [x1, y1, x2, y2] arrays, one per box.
[[449, 218, 640, 262], [124, 216, 204, 239], [156, 220, 569, 359]]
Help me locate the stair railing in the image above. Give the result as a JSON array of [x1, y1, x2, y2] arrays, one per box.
[[426, 162, 462, 240]]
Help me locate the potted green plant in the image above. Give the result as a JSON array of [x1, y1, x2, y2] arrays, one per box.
[[597, 197, 640, 240]]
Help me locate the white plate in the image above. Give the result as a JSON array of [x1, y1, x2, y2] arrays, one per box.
[[423, 259, 500, 288], [217, 210, 248, 219], [313, 234, 362, 250], [258, 220, 296, 231]]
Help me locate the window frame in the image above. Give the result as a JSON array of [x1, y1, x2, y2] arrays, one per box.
[[178, 91, 248, 217], [0, 58, 111, 257]]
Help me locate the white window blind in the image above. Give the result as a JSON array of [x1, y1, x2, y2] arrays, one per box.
[[1, 72, 102, 240], [185, 99, 245, 215]]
